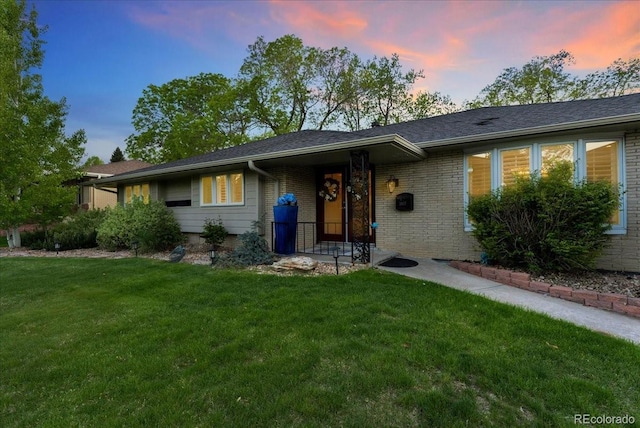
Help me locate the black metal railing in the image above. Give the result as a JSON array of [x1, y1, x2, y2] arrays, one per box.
[[271, 221, 352, 257]]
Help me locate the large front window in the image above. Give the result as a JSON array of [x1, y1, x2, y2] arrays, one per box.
[[201, 172, 244, 206], [464, 139, 625, 232]]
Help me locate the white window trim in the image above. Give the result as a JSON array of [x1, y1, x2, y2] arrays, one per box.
[[464, 137, 626, 234], [200, 172, 245, 207]]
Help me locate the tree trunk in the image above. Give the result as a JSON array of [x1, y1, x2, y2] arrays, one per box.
[[6, 227, 22, 248]]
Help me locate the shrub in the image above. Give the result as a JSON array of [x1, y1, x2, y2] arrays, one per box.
[[466, 162, 620, 273], [21, 210, 106, 251], [96, 199, 184, 252], [52, 209, 107, 250], [218, 230, 274, 267], [21, 230, 48, 250], [201, 218, 228, 248]]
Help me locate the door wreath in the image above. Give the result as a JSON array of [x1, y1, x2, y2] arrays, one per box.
[[319, 178, 340, 202]]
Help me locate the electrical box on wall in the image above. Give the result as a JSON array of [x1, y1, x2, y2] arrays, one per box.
[[395, 192, 414, 211]]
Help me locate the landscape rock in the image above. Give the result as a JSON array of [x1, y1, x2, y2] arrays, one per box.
[[271, 256, 319, 271]]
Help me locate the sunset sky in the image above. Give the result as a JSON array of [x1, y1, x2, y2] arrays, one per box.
[[30, 0, 640, 162]]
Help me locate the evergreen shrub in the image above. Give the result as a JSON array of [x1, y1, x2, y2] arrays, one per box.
[[466, 162, 620, 273], [201, 218, 228, 248]]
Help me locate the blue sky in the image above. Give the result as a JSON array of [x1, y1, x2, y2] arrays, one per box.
[[30, 0, 639, 163]]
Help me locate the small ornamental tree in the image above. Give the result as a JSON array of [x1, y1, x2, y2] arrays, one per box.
[[466, 162, 620, 273], [201, 218, 228, 248]]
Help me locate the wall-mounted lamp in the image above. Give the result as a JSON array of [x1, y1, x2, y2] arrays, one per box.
[[386, 176, 399, 193]]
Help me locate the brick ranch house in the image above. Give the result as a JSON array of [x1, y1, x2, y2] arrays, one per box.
[[94, 94, 640, 271]]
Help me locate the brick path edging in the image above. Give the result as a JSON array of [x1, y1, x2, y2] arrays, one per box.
[[449, 261, 640, 319]]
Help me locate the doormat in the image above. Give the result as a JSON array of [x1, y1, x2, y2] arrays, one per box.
[[379, 257, 419, 268]]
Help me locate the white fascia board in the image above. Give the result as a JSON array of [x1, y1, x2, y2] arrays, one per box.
[[417, 113, 640, 149]]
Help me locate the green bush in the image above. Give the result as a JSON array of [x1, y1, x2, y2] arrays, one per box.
[[466, 162, 620, 273], [21, 229, 48, 250], [96, 199, 184, 252], [52, 209, 106, 250], [218, 230, 274, 267], [21, 210, 106, 251], [201, 218, 228, 248]]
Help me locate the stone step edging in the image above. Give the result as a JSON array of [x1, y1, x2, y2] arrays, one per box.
[[449, 261, 640, 319]]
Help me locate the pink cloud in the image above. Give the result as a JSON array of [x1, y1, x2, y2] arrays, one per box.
[[123, 0, 639, 102], [523, 1, 639, 70], [268, 0, 368, 39], [125, 1, 267, 54]]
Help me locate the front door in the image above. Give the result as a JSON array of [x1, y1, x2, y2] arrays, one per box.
[[317, 169, 345, 241], [316, 168, 376, 243]]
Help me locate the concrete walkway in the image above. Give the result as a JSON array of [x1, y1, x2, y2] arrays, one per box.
[[377, 257, 640, 345]]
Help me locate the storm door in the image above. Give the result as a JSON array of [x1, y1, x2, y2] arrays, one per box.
[[317, 169, 346, 242]]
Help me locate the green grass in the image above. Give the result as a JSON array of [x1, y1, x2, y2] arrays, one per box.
[[1, 258, 639, 427]]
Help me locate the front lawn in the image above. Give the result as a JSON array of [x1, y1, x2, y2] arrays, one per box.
[[1, 258, 638, 427]]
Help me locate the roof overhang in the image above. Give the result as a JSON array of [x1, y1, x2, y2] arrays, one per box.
[[93, 134, 426, 187], [417, 113, 640, 151]]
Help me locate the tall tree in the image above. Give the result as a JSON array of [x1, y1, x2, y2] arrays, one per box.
[[308, 47, 361, 130], [576, 57, 640, 98], [126, 73, 250, 164], [469, 50, 578, 107], [407, 91, 460, 119], [469, 51, 640, 108], [360, 54, 425, 126], [0, 0, 85, 247], [239, 34, 318, 135], [110, 146, 125, 162]]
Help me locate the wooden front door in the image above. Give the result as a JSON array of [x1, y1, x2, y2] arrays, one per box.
[[317, 169, 346, 242]]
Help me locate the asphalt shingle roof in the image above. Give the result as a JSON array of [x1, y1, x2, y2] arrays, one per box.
[[110, 94, 640, 180], [356, 93, 640, 143], [85, 160, 152, 175]]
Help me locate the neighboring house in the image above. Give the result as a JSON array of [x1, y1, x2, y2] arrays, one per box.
[[94, 94, 640, 271], [77, 160, 151, 210]]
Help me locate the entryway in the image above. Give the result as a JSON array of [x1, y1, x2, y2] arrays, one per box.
[[316, 167, 375, 245]]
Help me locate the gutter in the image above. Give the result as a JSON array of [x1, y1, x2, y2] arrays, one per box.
[[248, 160, 279, 200]]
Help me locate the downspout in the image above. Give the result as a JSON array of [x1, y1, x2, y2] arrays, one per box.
[[248, 160, 279, 200]]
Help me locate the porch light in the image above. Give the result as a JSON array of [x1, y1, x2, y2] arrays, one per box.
[[386, 176, 399, 193], [131, 239, 139, 257], [209, 247, 216, 266], [331, 246, 340, 275]]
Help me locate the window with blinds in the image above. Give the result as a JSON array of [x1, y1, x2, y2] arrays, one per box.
[[587, 141, 619, 223], [124, 184, 150, 204], [201, 172, 244, 206], [586, 141, 618, 184], [201, 176, 213, 205], [500, 147, 530, 186], [467, 152, 492, 198], [541, 143, 574, 175], [465, 138, 624, 232]]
